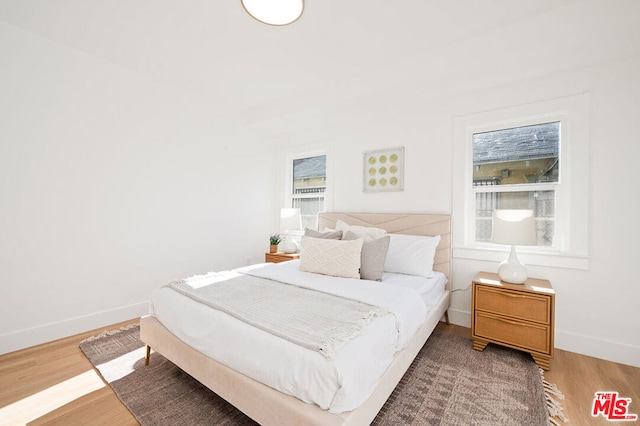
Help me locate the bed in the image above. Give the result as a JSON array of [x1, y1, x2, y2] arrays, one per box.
[[140, 212, 451, 425]]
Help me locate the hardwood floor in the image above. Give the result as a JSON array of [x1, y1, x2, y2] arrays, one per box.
[[0, 319, 139, 425], [1, 320, 638, 425]]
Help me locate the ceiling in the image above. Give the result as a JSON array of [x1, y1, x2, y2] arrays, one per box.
[[1, 0, 639, 132]]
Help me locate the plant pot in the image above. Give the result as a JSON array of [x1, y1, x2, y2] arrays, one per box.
[[269, 245, 278, 253]]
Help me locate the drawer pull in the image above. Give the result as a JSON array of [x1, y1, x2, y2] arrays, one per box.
[[495, 317, 527, 327], [500, 292, 538, 300]]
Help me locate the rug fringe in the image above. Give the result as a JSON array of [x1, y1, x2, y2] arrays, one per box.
[[80, 323, 139, 343], [540, 368, 569, 425]]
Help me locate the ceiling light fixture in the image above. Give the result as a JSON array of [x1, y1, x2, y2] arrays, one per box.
[[241, 0, 304, 26]]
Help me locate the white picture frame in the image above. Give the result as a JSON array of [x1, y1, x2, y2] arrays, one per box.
[[363, 147, 404, 192]]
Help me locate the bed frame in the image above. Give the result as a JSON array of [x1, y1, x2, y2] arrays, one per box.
[[140, 212, 451, 426]]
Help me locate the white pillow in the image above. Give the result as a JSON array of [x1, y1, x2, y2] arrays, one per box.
[[335, 219, 387, 242], [299, 236, 363, 279], [383, 234, 441, 278]]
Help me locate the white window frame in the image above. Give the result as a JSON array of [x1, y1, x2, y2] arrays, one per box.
[[452, 93, 590, 270], [278, 142, 333, 232]]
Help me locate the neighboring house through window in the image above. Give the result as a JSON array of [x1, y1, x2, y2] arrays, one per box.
[[291, 155, 326, 230], [473, 122, 559, 247]]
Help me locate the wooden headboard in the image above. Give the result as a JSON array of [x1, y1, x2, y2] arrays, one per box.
[[317, 212, 451, 282]]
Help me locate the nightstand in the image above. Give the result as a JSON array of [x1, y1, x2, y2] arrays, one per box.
[[265, 252, 300, 263], [471, 271, 555, 370]]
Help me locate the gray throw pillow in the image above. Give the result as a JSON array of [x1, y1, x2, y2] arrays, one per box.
[[343, 231, 390, 281], [304, 228, 343, 240]]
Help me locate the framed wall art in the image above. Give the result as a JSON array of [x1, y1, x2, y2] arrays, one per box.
[[363, 147, 404, 192]]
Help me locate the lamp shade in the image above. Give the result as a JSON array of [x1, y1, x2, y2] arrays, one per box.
[[280, 208, 302, 231], [491, 209, 537, 246], [241, 0, 304, 26]]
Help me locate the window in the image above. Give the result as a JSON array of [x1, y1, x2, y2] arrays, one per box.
[[291, 155, 326, 230], [473, 122, 559, 247], [452, 94, 590, 270]]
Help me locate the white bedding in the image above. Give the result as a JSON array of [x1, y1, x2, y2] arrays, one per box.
[[149, 260, 447, 413]]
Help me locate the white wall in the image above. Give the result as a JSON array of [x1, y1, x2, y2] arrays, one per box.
[[446, 56, 640, 368], [271, 56, 640, 368], [0, 22, 276, 354], [2, 1, 639, 369]]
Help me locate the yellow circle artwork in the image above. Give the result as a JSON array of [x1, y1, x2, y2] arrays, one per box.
[[366, 150, 401, 190]]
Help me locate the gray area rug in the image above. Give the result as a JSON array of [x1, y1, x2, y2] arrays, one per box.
[[80, 324, 553, 425]]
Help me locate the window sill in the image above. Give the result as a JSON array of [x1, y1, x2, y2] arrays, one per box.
[[453, 246, 589, 270]]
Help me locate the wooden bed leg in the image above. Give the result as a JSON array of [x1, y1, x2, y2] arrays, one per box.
[[444, 310, 450, 325], [145, 345, 151, 366]]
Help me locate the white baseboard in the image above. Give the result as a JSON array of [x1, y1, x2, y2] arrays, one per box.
[[4, 303, 637, 369], [447, 308, 471, 328], [442, 308, 639, 368], [0, 302, 148, 356], [555, 329, 640, 368]]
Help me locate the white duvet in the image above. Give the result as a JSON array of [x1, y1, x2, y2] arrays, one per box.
[[149, 260, 446, 413]]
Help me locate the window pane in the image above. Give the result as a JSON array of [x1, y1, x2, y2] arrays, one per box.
[[475, 190, 555, 246], [473, 122, 559, 186], [292, 155, 326, 229], [292, 194, 324, 230]]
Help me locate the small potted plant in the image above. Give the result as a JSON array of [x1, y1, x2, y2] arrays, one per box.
[[269, 233, 282, 253]]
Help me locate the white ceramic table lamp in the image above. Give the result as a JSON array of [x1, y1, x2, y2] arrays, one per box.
[[280, 208, 302, 254], [491, 209, 537, 284]]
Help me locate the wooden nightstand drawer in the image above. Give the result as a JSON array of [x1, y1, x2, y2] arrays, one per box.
[[265, 252, 300, 263], [474, 311, 550, 354], [475, 285, 550, 324]]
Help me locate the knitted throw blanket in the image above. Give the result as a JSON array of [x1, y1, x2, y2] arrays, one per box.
[[168, 274, 388, 358]]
